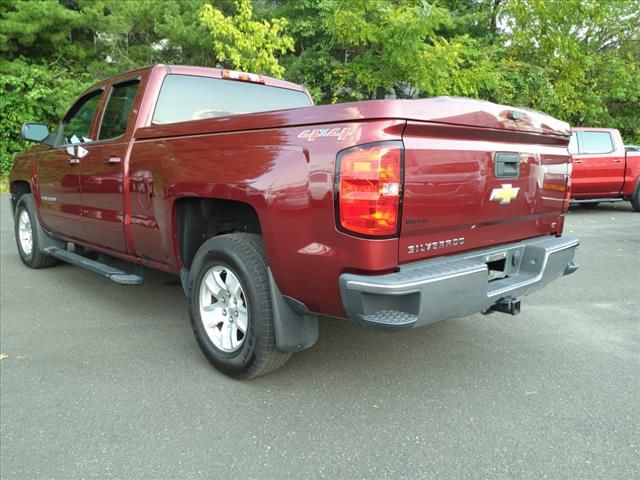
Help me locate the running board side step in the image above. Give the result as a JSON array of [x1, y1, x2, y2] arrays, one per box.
[[43, 247, 144, 285]]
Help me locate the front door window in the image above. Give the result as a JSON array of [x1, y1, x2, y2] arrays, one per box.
[[60, 91, 102, 145]]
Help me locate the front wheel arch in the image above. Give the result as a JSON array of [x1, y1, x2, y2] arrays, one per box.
[[10, 180, 32, 214]]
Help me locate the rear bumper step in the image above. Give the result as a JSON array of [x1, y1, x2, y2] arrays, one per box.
[[340, 235, 579, 329], [43, 247, 144, 285]]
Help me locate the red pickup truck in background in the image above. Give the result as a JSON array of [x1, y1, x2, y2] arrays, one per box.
[[9, 65, 580, 379], [569, 127, 640, 211]]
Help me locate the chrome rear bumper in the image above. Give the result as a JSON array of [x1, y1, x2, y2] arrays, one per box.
[[339, 235, 580, 329]]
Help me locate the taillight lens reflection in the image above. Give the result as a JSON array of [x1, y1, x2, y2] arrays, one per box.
[[338, 142, 402, 236]]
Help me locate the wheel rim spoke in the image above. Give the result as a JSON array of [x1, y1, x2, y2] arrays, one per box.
[[203, 306, 224, 329], [214, 268, 229, 293], [204, 271, 224, 297], [236, 310, 248, 334], [227, 323, 236, 350], [225, 272, 241, 296]]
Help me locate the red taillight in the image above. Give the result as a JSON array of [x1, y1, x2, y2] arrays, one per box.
[[562, 160, 572, 213], [337, 142, 403, 236]]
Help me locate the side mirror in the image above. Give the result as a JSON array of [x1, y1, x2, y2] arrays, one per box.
[[21, 122, 50, 143]]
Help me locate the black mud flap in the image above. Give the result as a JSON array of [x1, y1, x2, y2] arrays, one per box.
[[268, 270, 319, 353]]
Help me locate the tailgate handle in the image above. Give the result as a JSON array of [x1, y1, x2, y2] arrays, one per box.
[[495, 152, 520, 179]]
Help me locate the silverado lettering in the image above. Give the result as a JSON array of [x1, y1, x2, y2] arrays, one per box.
[[408, 237, 465, 254]]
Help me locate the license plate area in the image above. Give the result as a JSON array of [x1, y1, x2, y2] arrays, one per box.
[[485, 252, 509, 281]]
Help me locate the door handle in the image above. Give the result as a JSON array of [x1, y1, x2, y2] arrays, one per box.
[[105, 156, 122, 165], [573, 160, 583, 164], [612, 159, 622, 163], [69, 158, 80, 165]]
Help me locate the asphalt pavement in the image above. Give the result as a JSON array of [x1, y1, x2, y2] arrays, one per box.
[[1, 196, 639, 479]]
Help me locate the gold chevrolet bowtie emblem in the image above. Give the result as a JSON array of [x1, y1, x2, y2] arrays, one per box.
[[490, 184, 520, 205]]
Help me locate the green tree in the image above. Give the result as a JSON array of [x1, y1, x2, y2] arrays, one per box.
[[200, 0, 294, 77], [495, 0, 640, 141], [0, 59, 91, 174], [267, 0, 502, 103], [0, 0, 82, 62]]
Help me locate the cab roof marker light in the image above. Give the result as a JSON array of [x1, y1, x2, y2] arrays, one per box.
[[222, 70, 265, 84]]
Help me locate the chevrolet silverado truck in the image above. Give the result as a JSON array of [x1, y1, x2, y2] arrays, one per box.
[[569, 127, 640, 211], [9, 65, 580, 379]]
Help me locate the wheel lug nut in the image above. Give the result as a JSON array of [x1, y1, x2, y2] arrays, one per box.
[[222, 310, 227, 316]]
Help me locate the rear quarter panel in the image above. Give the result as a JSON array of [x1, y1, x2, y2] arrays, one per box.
[[129, 119, 405, 317]]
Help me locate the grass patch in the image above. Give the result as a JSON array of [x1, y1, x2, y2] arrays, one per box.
[[0, 175, 8, 194]]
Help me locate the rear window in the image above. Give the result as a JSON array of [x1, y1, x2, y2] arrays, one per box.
[[578, 131, 614, 154], [152, 74, 312, 124]]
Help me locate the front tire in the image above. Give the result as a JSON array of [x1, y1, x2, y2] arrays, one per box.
[[188, 233, 290, 379], [14, 195, 58, 269]]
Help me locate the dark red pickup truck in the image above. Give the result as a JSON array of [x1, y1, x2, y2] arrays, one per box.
[[569, 127, 640, 211], [10, 65, 579, 378]]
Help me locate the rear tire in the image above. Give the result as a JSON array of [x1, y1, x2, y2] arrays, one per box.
[[188, 233, 290, 380], [14, 195, 58, 269], [631, 191, 640, 212]]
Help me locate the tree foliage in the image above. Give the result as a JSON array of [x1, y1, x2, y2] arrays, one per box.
[[0, 60, 91, 173], [1, 0, 639, 175], [200, 0, 294, 77], [495, 0, 640, 135]]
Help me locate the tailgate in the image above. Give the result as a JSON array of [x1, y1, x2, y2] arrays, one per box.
[[399, 120, 571, 264]]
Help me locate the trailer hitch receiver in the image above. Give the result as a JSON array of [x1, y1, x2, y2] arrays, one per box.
[[485, 296, 521, 316]]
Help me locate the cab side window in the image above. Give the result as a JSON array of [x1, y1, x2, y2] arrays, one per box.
[[61, 91, 102, 145], [577, 131, 614, 154], [99, 79, 140, 140]]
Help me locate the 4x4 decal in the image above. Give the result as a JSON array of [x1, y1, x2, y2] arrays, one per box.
[[298, 127, 353, 142]]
